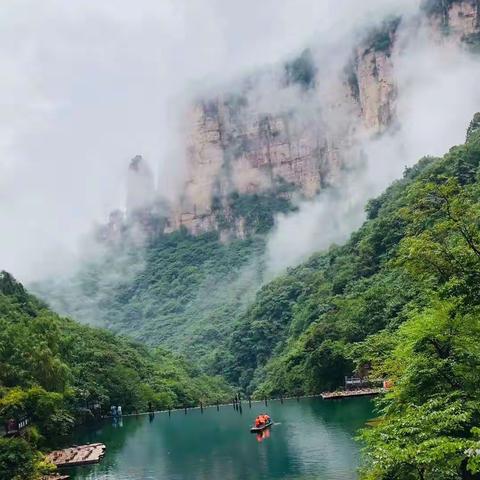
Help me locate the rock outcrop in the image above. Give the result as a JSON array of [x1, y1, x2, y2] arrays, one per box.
[[167, 1, 479, 236], [168, 28, 398, 234], [168, 95, 357, 235], [98, 1, 479, 242]]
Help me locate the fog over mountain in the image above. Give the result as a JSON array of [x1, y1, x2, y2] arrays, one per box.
[[266, 22, 480, 273], [0, 0, 421, 281]]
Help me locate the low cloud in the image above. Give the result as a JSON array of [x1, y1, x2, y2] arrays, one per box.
[[266, 17, 480, 274], [0, 0, 420, 281]]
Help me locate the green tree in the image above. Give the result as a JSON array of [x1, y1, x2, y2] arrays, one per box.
[[0, 437, 53, 480], [360, 302, 480, 479]]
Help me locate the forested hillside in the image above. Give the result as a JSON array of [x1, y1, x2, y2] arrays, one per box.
[[220, 114, 480, 396], [219, 114, 480, 478], [0, 271, 231, 479], [36, 190, 295, 368]]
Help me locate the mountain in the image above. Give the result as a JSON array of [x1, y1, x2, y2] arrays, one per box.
[[221, 113, 480, 394], [35, 209, 280, 368], [165, 0, 480, 235], [33, 0, 480, 369], [95, 0, 480, 240]]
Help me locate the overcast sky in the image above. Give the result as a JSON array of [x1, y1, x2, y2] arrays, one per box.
[[0, 0, 422, 281]]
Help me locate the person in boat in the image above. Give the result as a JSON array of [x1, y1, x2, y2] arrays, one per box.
[[255, 414, 271, 427], [255, 415, 266, 427]]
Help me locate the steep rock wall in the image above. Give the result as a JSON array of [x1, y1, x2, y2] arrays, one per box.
[[103, 1, 478, 241], [168, 1, 479, 237], [170, 48, 393, 235]]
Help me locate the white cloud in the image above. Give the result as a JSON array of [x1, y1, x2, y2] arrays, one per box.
[[266, 19, 480, 274], [0, 0, 422, 281]]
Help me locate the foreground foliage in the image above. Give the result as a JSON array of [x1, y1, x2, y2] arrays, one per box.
[[0, 272, 231, 477]]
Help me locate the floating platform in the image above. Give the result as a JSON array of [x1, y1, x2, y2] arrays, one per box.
[[321, 388, 386, 400], [46, 443, 106, 468]]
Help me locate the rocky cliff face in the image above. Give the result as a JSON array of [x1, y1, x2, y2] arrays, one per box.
[[447, 0, 479, 38], [167, 1, 479, 237], [98, 1, 478, 242], [168, 92, 357, 235], [168, 29, 397, 234], [425, 0, 479, 38]]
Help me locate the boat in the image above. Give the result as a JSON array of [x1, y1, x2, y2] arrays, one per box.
[[250, 419, 273, 433]]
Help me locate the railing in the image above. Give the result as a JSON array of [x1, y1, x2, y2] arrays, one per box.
[[2, 416, 30, 437], [344, 376, 384, 388]]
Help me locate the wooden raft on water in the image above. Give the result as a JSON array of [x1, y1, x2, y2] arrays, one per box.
[[321, 387, 386, 400], [46, 443, 106, 468]]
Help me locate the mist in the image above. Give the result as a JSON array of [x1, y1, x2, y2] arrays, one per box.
[[265, 16, 480, 274], [0, 0, 420, 282]]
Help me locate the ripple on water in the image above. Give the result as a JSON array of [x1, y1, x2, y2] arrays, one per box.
[[69, 397, 373, 480]]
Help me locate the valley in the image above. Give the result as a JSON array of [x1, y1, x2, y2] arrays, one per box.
[[2, 1, 480, 479]]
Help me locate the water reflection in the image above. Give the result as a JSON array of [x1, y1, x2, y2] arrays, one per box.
[[69, 397, 373, 480], [112, 417, 123, 428], [256, 427, 271, 443]]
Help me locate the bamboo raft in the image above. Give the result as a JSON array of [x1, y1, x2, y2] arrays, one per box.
[[321, 387, 386, 400], [43, 475, 70, 480], [46, 443, 106, 468]]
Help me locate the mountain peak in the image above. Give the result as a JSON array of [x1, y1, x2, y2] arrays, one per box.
[[129, 154, 145, 172]]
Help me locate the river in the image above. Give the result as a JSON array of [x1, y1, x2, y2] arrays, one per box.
[[69, 397, 374, 480]]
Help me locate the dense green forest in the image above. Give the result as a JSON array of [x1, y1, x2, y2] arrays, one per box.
[[36, 232, 264, 368], [0, 271, 231, 479], [220, 114, 480, 396], [35, 189, 295, 369]]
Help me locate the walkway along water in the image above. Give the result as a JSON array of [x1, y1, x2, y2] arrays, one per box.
[[321, 388, 386, 400], [102, 390, 385, 419]]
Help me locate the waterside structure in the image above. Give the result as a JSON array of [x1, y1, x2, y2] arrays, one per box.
[[321, 387, 386, 400], [46, 443, 106, 468]]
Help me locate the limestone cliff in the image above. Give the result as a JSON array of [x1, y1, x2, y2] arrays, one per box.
[[168, 26, 398, 235], [424, 0, 479, 38], [167, 1, 479, 236], [168, 92, 356, 235], [98, 0, 479, 242]]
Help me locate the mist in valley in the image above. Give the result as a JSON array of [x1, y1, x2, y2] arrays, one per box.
[[2, 0, 480, 361], [1, 0, 417, 282]]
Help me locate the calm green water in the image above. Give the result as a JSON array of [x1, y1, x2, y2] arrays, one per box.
[[68, 397, 374, 480]]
